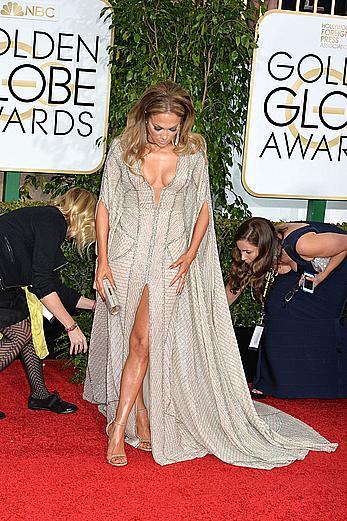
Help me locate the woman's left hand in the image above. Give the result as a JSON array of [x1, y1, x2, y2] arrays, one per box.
[[299, 272, 325, 289], [312, 272, 325, 287], [169, 251, 196, 295]]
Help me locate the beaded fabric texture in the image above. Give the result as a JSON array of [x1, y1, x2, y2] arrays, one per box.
[[83, 139, 337, 468]]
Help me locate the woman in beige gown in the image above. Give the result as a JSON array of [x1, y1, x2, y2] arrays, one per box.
[[84, 81, 337, 467]]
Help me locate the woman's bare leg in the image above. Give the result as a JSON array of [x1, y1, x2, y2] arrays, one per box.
[[107, 285, 150, 464], [135, 385, 151, 450], [136, 385, 146, 411]]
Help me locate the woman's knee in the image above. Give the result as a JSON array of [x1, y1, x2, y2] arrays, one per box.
[[129, 334, 149, 362], [1, 320, 32, 350]]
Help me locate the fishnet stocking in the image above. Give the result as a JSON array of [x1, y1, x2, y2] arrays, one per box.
[[0, 319, 50, 399]]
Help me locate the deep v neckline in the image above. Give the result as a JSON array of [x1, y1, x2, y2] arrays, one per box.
[[141, 154, 181, 209]]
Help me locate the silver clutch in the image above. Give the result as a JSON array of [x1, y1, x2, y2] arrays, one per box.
[[311, 257, 330, 273], [103, 279, 121, 315]]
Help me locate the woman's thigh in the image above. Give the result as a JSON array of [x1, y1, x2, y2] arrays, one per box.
[[129, 285, 149, 358]]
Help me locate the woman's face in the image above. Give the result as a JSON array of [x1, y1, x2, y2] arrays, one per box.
[[236, 240, 259, 265], [146, 112, 181, 148]]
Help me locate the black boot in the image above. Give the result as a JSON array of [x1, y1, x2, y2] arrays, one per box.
[[0, 411, 6, 420], [28, 390, 78, 414]]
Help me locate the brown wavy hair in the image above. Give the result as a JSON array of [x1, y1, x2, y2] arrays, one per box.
[[228, 217, 279, 302], [53, 188, 97, 254], [120, 81, 206, 173]]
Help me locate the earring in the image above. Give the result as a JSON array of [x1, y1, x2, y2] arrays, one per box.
[[174, 127, 180, 146]]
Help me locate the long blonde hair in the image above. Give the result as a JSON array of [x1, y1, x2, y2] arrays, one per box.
[[120, 81, 206, 172], [53, 188, 97, 253]]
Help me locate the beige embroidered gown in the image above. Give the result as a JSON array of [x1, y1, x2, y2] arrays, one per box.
[[83, 138, 337, 468]]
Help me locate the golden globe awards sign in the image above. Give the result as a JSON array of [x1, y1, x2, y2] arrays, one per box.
[[242, 11, 347, 200], [0, 0, 112, 173]]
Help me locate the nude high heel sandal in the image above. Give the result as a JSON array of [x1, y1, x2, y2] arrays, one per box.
[[106, 420, 128, 467], [136, 408, 152, 452]]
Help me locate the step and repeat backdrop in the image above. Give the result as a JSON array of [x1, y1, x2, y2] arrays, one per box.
[[242, 10, 347, 201], [0, 0, 112, 174]]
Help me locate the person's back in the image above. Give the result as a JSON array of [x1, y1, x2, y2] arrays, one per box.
[[0, 206, 67, 291]]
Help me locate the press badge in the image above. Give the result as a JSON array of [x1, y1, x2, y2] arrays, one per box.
[[249, 325, 264, 351]]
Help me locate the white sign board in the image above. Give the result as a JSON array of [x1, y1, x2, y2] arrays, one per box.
[[0, 0, 112, 173], [242, 11, 347, 200]]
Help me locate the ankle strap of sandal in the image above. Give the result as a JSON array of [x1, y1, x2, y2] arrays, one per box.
[[114, 420, 126, 426]]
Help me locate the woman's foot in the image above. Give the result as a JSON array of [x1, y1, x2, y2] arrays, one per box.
[[106, 421, 128, 467], [136, 408, 152, 451], [250, 388, 267, 399]]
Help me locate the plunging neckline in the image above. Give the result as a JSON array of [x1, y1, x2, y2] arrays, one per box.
[[141, 154, 181, 209]]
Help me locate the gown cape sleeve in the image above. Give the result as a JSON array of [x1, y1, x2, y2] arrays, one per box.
[[161, 151, 337, 467]]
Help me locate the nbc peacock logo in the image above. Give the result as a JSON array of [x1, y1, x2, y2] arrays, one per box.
[[0, 1, 24, 16], [0, 1, 55, 18]]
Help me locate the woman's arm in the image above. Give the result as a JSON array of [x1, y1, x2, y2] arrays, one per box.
[[187, 201, 209, 259], [93, 139, 123, 299], [95, 201, 110, 265], [169, 202, 209, 294], [296, 232, 347, 259], [41, 292, 88, 354], [94, 201, 116, 300], [225, 284, 242, 306], [76, 295, 96, 310], [313, 251, 347, 286]]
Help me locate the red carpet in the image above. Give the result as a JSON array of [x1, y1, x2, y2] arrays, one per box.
[[0, 361, 346, 521]]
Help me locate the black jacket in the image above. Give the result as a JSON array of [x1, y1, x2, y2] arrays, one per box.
[[0, 206, 80, 309]]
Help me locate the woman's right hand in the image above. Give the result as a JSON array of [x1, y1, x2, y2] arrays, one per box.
[[94, 261, 116, 301], [68, 326, 88, 355]]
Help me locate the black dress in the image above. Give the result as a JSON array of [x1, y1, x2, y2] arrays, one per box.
[[253, 223, 347, 399], [0, 206, 80, 329]]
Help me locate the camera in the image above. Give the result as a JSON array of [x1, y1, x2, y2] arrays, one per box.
[[302, 272, 315, 294], [103, 278, 121, 315]]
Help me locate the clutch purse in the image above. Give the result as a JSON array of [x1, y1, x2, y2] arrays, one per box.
[[103, 279, 121, 315]]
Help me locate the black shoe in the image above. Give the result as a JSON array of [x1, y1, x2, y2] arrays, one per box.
[[28, 391, 78, 414], [0, 411, 6, 420], [250, 389, 268, 400]]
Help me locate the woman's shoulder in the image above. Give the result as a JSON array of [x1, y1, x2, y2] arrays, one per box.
[[0, 205, 66, 235], [108, 137, 122, 157], [3, 205, 62, 219], [186, 146, 207, 167], [281, 222, 342, 240], [33, 206, 67, 229], [280, 222, 310, 238]]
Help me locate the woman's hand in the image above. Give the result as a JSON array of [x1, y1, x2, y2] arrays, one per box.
[[169, 250, 195, 295], [68, 326, 88, 355], [94, 261, 116, 301], [41, 292, 90, 353], [225, 285, 242, 306], [299, 272, 324, 290], [312, 272, 325, 287]]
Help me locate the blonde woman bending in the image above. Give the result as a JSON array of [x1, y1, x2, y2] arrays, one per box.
[[0, 188, 96, 418], [84, 81, 337, 468]]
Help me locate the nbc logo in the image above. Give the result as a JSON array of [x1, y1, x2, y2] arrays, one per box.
[[0, 2, 24, 16], [0, 1, 55, 18]]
